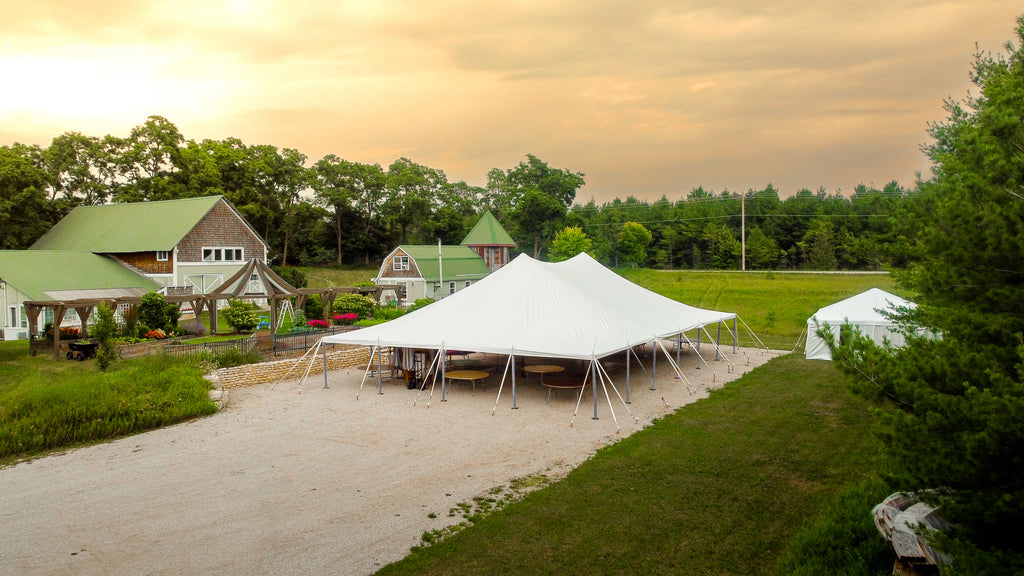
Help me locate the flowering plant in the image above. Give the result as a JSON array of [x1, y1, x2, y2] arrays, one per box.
[[306, 319, 329, 329], [331, 313, 358, 325], [145, 328, 167, 340]]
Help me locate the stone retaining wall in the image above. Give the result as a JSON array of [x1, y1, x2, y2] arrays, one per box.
[[210, 345, 372, 389]]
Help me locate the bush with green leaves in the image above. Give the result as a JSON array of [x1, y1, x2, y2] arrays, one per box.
[[333, 293, 375, 319], [91, 302, 119, 370], [221, 300, 261, 333], [303, 294, 323, 320], [406, 298, 434, 314], [138, 292, 179, 332]]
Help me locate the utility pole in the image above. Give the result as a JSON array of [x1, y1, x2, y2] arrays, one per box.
[[741, 193, 746, 271]]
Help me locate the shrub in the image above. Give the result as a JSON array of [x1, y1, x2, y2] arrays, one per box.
[[306, 319, 329, 329], [221, 300, 261, 333], [181, 321, 206, 337], [304, 294, 324, 320], [92, 303, 119, 371], [139, 292, 174, 331], [333, 293, 376, 319], [406, 298, 434, 314], [373, 307, 405, 321]]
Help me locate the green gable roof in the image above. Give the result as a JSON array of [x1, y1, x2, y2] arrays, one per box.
[[461, 211, 515, 247], [399, 245, 490, 282], [31, 196, 225, 252], [0, 251, 160, 301]]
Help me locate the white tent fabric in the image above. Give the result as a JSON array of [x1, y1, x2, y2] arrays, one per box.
[[805, 288, 916, 361], [322, 253, 736, 360]]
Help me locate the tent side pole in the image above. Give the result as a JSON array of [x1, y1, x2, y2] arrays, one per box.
[[625, 347, 631, 404], [322, 341, 329, 389], [676, 333, 682, 378], [651, 339, 657, 390], [716, 322, 722, 360], [696, 328, 701, 369], [377, 341, 383, 395], [441, 347, 447, 402], [511, 354, 518, 410], [733, 317, 738, 353]]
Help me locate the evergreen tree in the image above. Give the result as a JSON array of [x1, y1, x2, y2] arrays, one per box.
[[830, 17, 1024, 574]]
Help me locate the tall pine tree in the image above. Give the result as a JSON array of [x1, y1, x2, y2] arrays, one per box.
[[830, 16, 1024, 574]]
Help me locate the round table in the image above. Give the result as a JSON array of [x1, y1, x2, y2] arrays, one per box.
[[445, 369, 489, 393], [522, 364, 564, 384]]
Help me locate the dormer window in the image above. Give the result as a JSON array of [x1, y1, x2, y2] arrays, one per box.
[[156, 250, 170, 261]]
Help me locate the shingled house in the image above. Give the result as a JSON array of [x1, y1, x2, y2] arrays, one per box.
[[1, 196, 267, 340], [374, 211, 516, 301], [31, 196, 268, 295]]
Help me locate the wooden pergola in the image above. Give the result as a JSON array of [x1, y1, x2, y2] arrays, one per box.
[[23, 259, 406, 359]]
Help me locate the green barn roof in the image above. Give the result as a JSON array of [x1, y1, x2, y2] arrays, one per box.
[[0, 251, 160, 302], [398, 245, 490, 282], [461, 211, 515, 247], [30, 196, 225, 252]]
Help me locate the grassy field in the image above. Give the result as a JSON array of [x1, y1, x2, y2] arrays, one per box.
[[293, 265, 378, 288], [0, 340, 216, 464], [620, 270, 899, 350], [376, 354, 893, 576]]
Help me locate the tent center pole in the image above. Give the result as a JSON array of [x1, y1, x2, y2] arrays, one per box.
[[592, 360, 599, 420]]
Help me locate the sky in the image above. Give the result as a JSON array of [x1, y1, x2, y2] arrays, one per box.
[[1, 1, 1021, 204]]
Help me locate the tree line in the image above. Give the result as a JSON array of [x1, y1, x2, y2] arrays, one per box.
[[3, 115, 915, 270]]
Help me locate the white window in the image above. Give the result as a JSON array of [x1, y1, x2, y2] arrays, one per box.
[[465, 281, 472, 289], [449, 281, 456, 295], [8, 306, 19, 328], [393, 255, 410, 271], [156, 250, 170, 261], [202, 247, 244, 262]]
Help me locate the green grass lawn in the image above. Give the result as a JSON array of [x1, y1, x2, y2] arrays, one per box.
[[294, 265, 378, 288], [376, 354, 892, 575], [620, 270, 899, 350]]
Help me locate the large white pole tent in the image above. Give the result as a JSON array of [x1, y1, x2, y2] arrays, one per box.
[[805, 287, 917, 361], [319, 253, 745, 415]]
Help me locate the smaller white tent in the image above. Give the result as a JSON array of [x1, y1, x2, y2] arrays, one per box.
[[805, 288, 916, 361]]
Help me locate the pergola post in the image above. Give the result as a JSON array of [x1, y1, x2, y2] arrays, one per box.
[[270, 297, 280, 333], [208, 298, 219, 334], [52, 305, 67, 359], [25, 305, 42, 357], [75, 305, 93, 339]]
